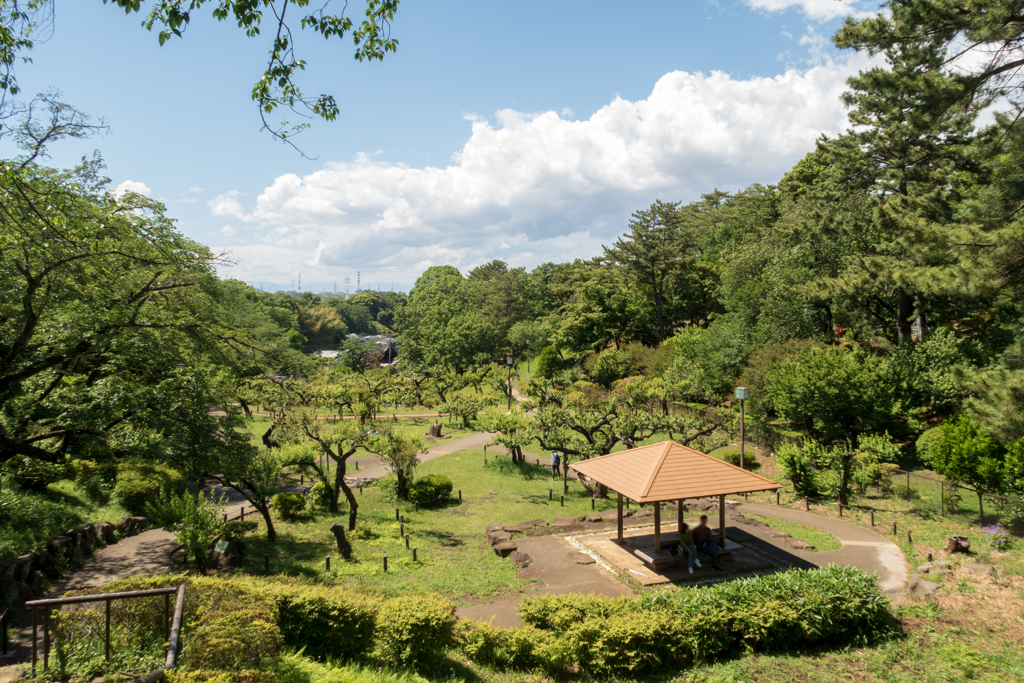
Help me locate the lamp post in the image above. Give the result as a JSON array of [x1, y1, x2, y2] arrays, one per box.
[[735, 387, 749, 470]]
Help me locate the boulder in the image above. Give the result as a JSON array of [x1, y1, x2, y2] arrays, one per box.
[[510, 551, 533, 568], [212, 539, 246, 569], [917, 562, 952, 575], [13, 554, 34, 583], [634, 508, 654, 518], [81, 523, 98, 546], [503, 523, 534, 533], [116, 515, 133, 535], [963, 563, 995, 577], [47, 536, 74, 559], [99, 522, 116, 545], [29, 569, 48, 594], [944, 535, 971, 555], [525, 519, 548, 527], [886, 590, 914, 606], [908, 574, 940, 597], [584, 514, 604, 523], [131, 516, 150, 531], [764, 529, 792, 539], [737, 518, 768, 528], [598, 509, 621, 521], [493, 541, 518, 558], [63, 529, 80, 550], [486, 530, 512, 546], [484, 524, 503, 534], [785, 538, 814, 550], [550, 518, 579, 529], [568, 551, 596, 565]]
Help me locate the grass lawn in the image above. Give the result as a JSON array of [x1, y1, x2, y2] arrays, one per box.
[[748, 514, 843, 551], [237, 449, 617, 604]]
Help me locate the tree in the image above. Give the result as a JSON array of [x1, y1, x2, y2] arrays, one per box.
[[369, 425, 422, 500], [282, 414, 368, 530], [207, 444, 282, 542], [1, 1, 403, 147], [480, 408, 532, 465], [931, 414, 1005, 523]]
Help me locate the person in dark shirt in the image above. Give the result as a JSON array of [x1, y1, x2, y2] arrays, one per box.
[[692, 515, 722, 571], [677, 523, 700, 574]]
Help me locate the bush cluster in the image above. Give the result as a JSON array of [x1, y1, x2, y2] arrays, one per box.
[[407, 474, 454, 506], [464, 565, 896, 678], [271, 492, 306, 520], [113, 462, 185, 515]]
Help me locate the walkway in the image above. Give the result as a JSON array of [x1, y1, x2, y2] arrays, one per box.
[[733, 501, 909, 592]]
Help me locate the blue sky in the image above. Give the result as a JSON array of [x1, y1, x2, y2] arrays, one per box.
[[2, 0, 881, 292]]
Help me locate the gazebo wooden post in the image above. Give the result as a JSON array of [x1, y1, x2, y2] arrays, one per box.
[[718, 494, 726, 546], [677, 498, 684, 542], [653, 501, 662, 552], [617, 493, 624, 543]]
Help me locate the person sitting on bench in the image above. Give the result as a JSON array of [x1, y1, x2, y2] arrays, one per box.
[[692, 515, 722, 571], [677, 523, 700, 574]]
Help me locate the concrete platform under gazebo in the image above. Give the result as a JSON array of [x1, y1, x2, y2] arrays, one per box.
[[570, 440, 783, 569]]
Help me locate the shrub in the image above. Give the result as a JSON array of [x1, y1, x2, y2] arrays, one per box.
[[720, 449, 761, 472], [6, 455, 71, 491], [407, 474, 454, 505], [369, 475, 399, 502], [164, 492, 226, 573], [116, 478, 164, 516], [223, 520, 258, 540], [915, 427, 945, 463], [373, 593, 456, 668], [272, 492, 306, 520], [185, 607, 283, 671], [307, 481, 332, 510], [268, 583, 377, 660], [534, 346, 561, 380], [0, 488, 88, 557], [591, 349, 640, 388], [114, 462, 185, 514], [457, 623, 569, 676]]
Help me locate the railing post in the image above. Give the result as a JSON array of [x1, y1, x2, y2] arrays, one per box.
[[31, 607, 37, 673], [870, 510, 875, 526], [1, 609, 6, 656], [776, 491, 780, 506], [906, 471, 911, 501], [43, 607, 50, 671], [164, 593, 170, 644], [105, 598, 111, 661], [838, 503, 843, 517], [804, 497, 809, 512]]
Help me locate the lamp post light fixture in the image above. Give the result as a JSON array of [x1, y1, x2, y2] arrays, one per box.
[[735, 387, 749, 470]]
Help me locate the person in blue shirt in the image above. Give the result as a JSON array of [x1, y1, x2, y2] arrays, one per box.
[[550, 451, 560, 479]]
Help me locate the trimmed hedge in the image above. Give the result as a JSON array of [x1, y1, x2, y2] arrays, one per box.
[[407, 474, 454, 506], [372, 594, 457, 667]]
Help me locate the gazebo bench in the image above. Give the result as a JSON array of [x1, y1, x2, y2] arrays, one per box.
[[635, 543, 732, 569]]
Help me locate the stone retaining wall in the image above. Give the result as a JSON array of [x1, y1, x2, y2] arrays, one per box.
[[0, 514, 150, 619]]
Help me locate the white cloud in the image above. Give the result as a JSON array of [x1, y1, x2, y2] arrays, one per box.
[[745, 0, 879, 22], [218, 58, 868, 283], [111, 179, 151, 197], [189, 186, 203, 193], [208, 190, 252, 221], [221, 225, 237, 237]]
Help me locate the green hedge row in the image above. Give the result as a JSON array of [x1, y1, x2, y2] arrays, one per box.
[[62, 565, 894, 679]]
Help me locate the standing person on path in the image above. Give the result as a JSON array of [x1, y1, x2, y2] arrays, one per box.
[[550, 451, 561, 480], [692, 515, 722, 571]]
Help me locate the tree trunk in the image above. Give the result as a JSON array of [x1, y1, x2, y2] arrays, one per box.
[[396, 471, 409, 500], [896, 288, 914, 343], [257, 503, 277, 543], [337, 461, 359, 531], [978, 491, 985, 525], [329, 523, 352, 559]]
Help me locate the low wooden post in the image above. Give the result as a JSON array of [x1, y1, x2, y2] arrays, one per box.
[[892, 521, 897, 535], [560, 495, 564, 507], [906, 471, 911, 501], [870, 510, 875, 526], [549, 489, 552, 501], [617, 493, 624, 543], [591, 499, 595, 510], [927, 552, 933, 562], [405, 534, 410, 548], [459, 490, 462, 502], [719, 494, 727, 546], [776, 491, 780, 506], [325, 556, 331, 571], [907, 530, 913, 544], [240, 507, 245, 521], [804, 497, 809, 512], [413, 547, 418, 561], [264, 554, 270, 573], [838, 503, 843, 517], [400, 523, 405, 536], [383, 555, 388, 572], [395, 508, 400, 521], [653, 501, 662, 552]]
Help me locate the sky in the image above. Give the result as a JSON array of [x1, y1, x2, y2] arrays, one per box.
[[1, 0, 884, 293]]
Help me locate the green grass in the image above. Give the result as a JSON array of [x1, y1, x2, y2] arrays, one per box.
[[0, 480, 131, 557], [238, 449, 616, 604], [748, 514, 843, 551]]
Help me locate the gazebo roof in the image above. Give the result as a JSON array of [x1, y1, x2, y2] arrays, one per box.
[[570, 440, 783, 503]]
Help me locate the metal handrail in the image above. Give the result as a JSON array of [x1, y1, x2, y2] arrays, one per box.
[[25, 584, 186, 676]]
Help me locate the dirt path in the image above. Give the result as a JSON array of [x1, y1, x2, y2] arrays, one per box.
[[733, 501, 909, 592]]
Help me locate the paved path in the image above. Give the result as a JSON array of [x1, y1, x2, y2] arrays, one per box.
[[733, 501, 909, 592], [456, 535, 635, 628]]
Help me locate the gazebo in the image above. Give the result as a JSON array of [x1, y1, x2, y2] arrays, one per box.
[[570, 440, 783, 553]]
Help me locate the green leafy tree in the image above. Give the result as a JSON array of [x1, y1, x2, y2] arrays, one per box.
[[165, 491, 226, 574], [369, 425, 423, 500], [931, 414, 1005, 522]]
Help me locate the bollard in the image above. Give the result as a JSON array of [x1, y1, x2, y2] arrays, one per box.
[[401, 515, 404, 524], [383, 555, 388, 572], [892, 521, 897, 535], [804, 497, 809, 512], [240, 507, 245, 521], [907, 529, 913, 544], [400, 523, 405, 536], [927, 552, 933, 562], [838, 503, 843, 517], [776, 491, 780, 506], [415, 502, 419, 512], [264, 554, 269, 573], [395, 508, 400, 521], [325, 556, 331, 571], [301, 474, 304, 485], [591, 499, 595, 510], [413, 547, 418, 561], [405, 534, 410, 548], [870, 510, 875, 526], [459, 489, 462, 502], [549, 489, 552, 501], [356, 461, 359, 470], [560, 495, 564, 507]]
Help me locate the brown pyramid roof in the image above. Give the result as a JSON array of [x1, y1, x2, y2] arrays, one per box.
[[569, 440, 783, 503]]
